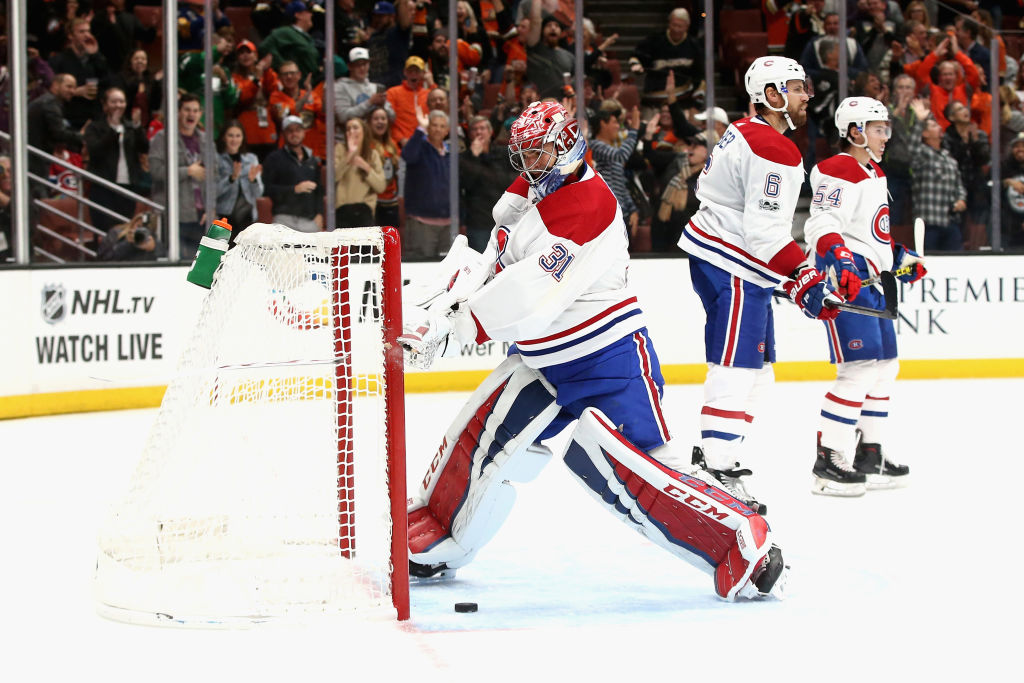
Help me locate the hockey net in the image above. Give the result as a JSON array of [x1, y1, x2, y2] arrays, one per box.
[[95, 223, 408, 625]]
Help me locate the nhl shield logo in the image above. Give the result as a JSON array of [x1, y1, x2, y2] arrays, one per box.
[[41, 284, 67, 324]]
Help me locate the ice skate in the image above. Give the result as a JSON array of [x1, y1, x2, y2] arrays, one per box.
[[853, 429, 909, 489], [812, 436, 866, 496], [409, 560, 457, 581], [692, 447, 768, 515], [733, 544, 789, 600]]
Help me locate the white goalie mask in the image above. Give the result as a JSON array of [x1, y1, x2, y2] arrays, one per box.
[[835, 97, 891, 162], [744, 56, 808, 130]]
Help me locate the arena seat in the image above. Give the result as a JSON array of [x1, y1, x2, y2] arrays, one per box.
[[257, 196, 273, 223], [614, 84, 639, 112], [133, 7, 164, 71], [724, 33, 769, 86], [225, 7, 257, 42]]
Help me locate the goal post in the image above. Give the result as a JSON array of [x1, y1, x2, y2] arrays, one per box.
[[95, 223, 409, 626]]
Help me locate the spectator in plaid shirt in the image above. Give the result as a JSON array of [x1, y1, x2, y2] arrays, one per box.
[[907, 98, 967, 251]]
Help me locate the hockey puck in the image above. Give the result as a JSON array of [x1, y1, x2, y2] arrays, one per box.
[[454, 602, 478, 613]]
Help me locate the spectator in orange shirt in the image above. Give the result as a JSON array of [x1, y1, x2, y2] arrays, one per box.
[[269, 60, 327, 159], [907, 35, 981, 130], [270, 61, 307, 128], [386, 55, 430, 147], [232, 40, 280, 159]]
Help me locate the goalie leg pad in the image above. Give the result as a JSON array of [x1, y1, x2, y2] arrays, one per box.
[[562, 407, 774, 600], [408, 354, 560, 568]]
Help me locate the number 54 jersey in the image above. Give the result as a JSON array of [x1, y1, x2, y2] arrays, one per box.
[[465, 165, 647, 369], [679, 115, 807, 288], [803, 154, 894, 276]]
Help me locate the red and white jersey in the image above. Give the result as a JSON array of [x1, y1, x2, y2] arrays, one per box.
[[679, 115, 807, 287], [466, 164, 646, 368], [803, 153, 894, 275]]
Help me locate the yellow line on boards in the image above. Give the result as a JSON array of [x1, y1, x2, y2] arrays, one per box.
[[3, 359, 1023, 419], [0, 386, 167, 420]]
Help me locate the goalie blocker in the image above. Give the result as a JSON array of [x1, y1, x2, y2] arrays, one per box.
[[407, 355, 786, 601]]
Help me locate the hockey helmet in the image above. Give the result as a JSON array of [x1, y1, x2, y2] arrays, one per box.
[[744, 56, 807, 107], [508, 100, 587, 197], [835, 96, 890, 140]]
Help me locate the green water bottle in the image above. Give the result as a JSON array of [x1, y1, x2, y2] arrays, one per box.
[[186, 217, 233, 289]]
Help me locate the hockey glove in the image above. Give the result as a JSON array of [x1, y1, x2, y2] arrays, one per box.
[[818, 234, 861, 301], [398, 304, 479, 370], [892, 243, 927, 283], [783, 265, 842, 321], [398, 305, 454, 370]]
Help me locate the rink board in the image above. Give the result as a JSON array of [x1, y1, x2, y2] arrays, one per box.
[[1, 254, 1022, 418]]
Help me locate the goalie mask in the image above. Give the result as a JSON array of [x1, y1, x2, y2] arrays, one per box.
[[744, 56, 809, 131], [508, 101, 587, 199], [835, 96, 891, 163]]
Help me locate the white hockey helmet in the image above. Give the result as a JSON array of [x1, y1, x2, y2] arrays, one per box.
[[835, 96, 890, 140], [835, 96, 890, 162], [744, 56, 806, 106]]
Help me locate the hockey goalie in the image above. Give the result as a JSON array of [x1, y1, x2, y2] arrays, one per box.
[[399, 101, 787, 601]]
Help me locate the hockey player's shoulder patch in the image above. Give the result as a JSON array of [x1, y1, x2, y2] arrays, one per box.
[[536, 170, 618, 244], [734, 117, 802, 167], [817, 154, 871, 184]]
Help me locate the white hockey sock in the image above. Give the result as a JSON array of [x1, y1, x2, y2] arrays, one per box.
[[857, 358, 899, 444], [700, 364, 759, 470], [819, 360, 878, 455]]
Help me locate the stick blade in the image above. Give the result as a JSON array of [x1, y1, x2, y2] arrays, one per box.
[[880, 270, 899, 319]]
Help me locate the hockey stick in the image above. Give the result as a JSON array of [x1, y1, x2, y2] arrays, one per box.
[[861, 266, 911, 287], [773, 270, 898, 319]]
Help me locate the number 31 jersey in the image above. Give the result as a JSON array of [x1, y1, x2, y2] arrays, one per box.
[[465, 164, 646, 368]]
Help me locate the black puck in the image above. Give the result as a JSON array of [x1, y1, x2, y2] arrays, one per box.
[[454, 602, 478, 613]]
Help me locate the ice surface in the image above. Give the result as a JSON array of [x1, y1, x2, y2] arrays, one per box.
[[2, 379, 1020, 681]]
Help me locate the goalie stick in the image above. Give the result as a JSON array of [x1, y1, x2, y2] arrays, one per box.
[[774, 270, 898, 320]]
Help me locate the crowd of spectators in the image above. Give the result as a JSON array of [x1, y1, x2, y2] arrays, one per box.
[[5, 0, 1024, 262]]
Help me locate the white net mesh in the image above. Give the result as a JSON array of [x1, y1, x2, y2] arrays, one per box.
[[96, 224, 401, 624]]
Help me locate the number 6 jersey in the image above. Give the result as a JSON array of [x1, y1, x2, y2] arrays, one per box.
[[679, 115, 808, 288]]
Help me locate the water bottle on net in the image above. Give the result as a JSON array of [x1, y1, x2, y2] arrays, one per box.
[[186, 217, 233, 289]]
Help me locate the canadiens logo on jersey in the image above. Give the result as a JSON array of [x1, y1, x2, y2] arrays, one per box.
[[494, 226, 510, 274], [871, 205, 892, 245]]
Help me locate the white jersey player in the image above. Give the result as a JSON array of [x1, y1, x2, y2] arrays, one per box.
[[677, 56, 843, 513], [398, 101, 786, 601], [803, 96, 926, 495]]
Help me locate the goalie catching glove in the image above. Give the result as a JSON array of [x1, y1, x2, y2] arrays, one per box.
[[398, 304, 479, 370], [783, 265, 843, 320], [399, 235, 492, 369], [892, 243, 926, 283]]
